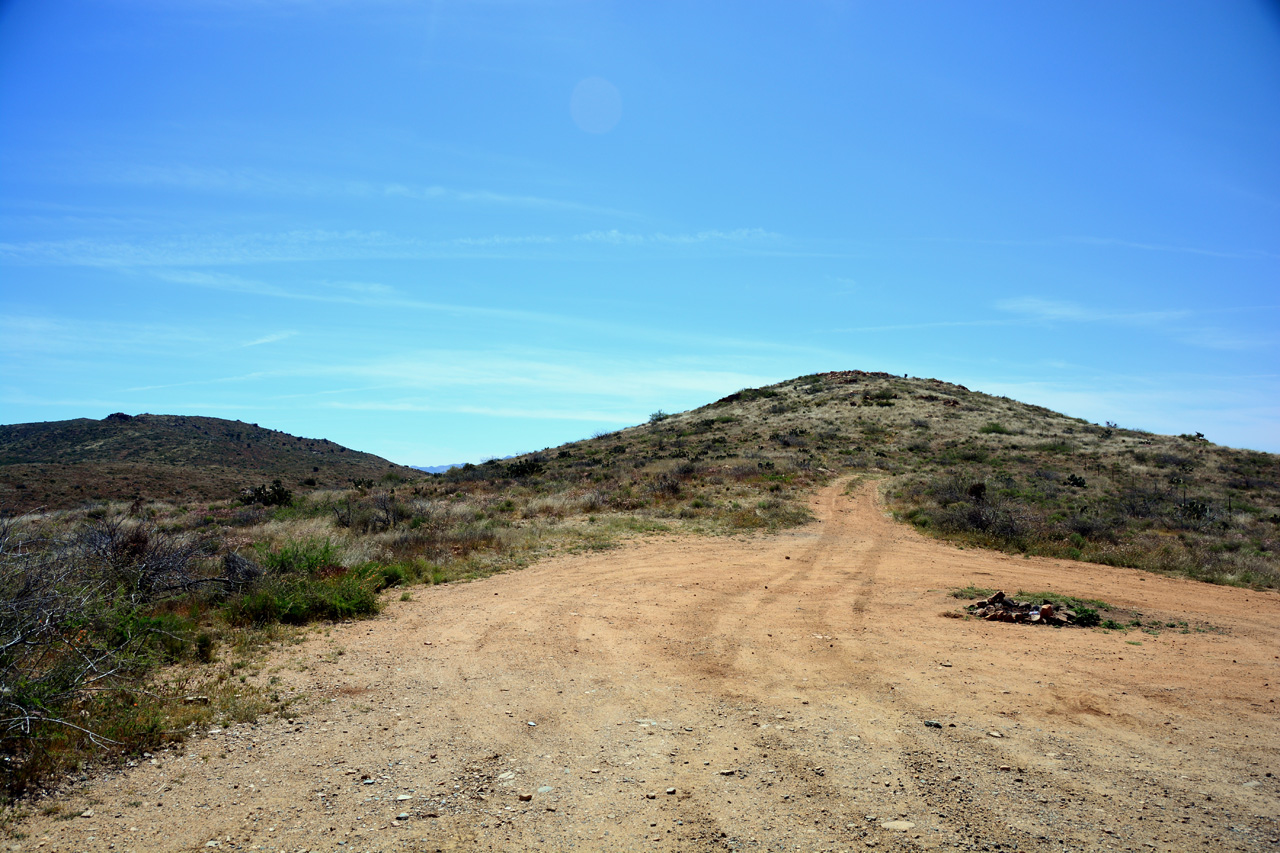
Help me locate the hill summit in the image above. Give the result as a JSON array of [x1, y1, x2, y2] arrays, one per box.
[[0, 413, 418, 509]]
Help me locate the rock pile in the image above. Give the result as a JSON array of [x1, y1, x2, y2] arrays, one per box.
[[966, 591, 1074, 626]]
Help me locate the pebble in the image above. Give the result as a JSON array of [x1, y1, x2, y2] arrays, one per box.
[[987, 731, 1004, 738], [666, 787, 676, 795], [518, 794, 533, 802], [720, 769, 736, 776], [881, 820, 915, 831], [396, 795, 413, 801], [924, 720, 941, 728], [396, 812, 409, 820], [538, 786, 554, 794]]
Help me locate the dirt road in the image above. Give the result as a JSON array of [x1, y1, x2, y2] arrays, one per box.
[[19, 481, 1280, 852]]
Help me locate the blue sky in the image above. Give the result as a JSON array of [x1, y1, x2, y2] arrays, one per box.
[[2, 0, 1278, 462]]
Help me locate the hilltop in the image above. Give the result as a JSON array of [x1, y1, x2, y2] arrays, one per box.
[[446, 369, 1278, 587], [0, 413, 419, 510]]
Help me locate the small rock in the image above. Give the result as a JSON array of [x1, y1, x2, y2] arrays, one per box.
[[80, 810, 94, 818], [518, 793, 533, 802], [998, 765, 1012, 772], [527, 721, 537, 727], [396, 795, 412, 801], [538, 785, 554, 793], [987, 731, 1004, 738], [719, 769, 736, 776], [1243, 781, 1261, 788], [923, 720, 942, 728], [666, 787, 676, 795], [880, 820, 916, 831], [646, 793, 656, 800], [183, 696, 210, 705], [395, 812, 409, 820]]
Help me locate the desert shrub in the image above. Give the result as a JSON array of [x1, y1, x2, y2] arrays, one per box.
[[507, 458, 544, 478], [254, 538, 339, 575], [223, 571, 379, 626], [378, 564, 407, 588], [647, 474, 681, 499], [243, 479, 293, 507], [934, 500, 1026, 542], [979, 422, 1013, 435], [0, 518, 228, 796], [77, 519, 205, 601], [1073, 607, 1101, 627]]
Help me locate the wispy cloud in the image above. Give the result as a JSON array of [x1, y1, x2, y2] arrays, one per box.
[[994, 297, 1188, 326], [993, 296, 1274, 351], [109, 164, 635, 217], [0, 226, 780, 267], [906, 234, 1279, 261], [322, 400, 637, 423], [242, 331, 297, 347], [1061, 235, 1280, 262]]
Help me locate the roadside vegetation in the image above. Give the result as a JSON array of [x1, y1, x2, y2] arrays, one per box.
[[2, 369, 1276, 800]]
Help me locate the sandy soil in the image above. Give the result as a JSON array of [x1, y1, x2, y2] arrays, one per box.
[[16, 481, 1279, 852]]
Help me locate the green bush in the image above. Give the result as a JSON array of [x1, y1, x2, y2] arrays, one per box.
[[222, 572, 379, 626], [1073, 607, 1101, 627], [255, 538, 339, 575]]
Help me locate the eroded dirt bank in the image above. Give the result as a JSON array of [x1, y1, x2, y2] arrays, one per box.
[[17, 482, 1280, 852]]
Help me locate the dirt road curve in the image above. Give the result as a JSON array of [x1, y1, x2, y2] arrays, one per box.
[[20, 481, 1280, 852]]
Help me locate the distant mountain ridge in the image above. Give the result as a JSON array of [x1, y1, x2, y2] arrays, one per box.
[[0, 413, 420, 510], [412, 464, 466, 474]]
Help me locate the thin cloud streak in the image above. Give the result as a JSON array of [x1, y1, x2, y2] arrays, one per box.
[[0, 226, 781, 267], [242, 331, 297, 347], [994, 297, 1189, 326], [109, 164, 636, 217], [322, 400, 638, 423]]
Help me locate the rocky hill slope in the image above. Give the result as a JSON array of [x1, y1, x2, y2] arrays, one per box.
[[454, 369, 1279, 586]]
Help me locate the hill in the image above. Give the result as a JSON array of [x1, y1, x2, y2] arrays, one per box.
[[436, 369, 1279, 587], [0, 413, 419, 510]]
